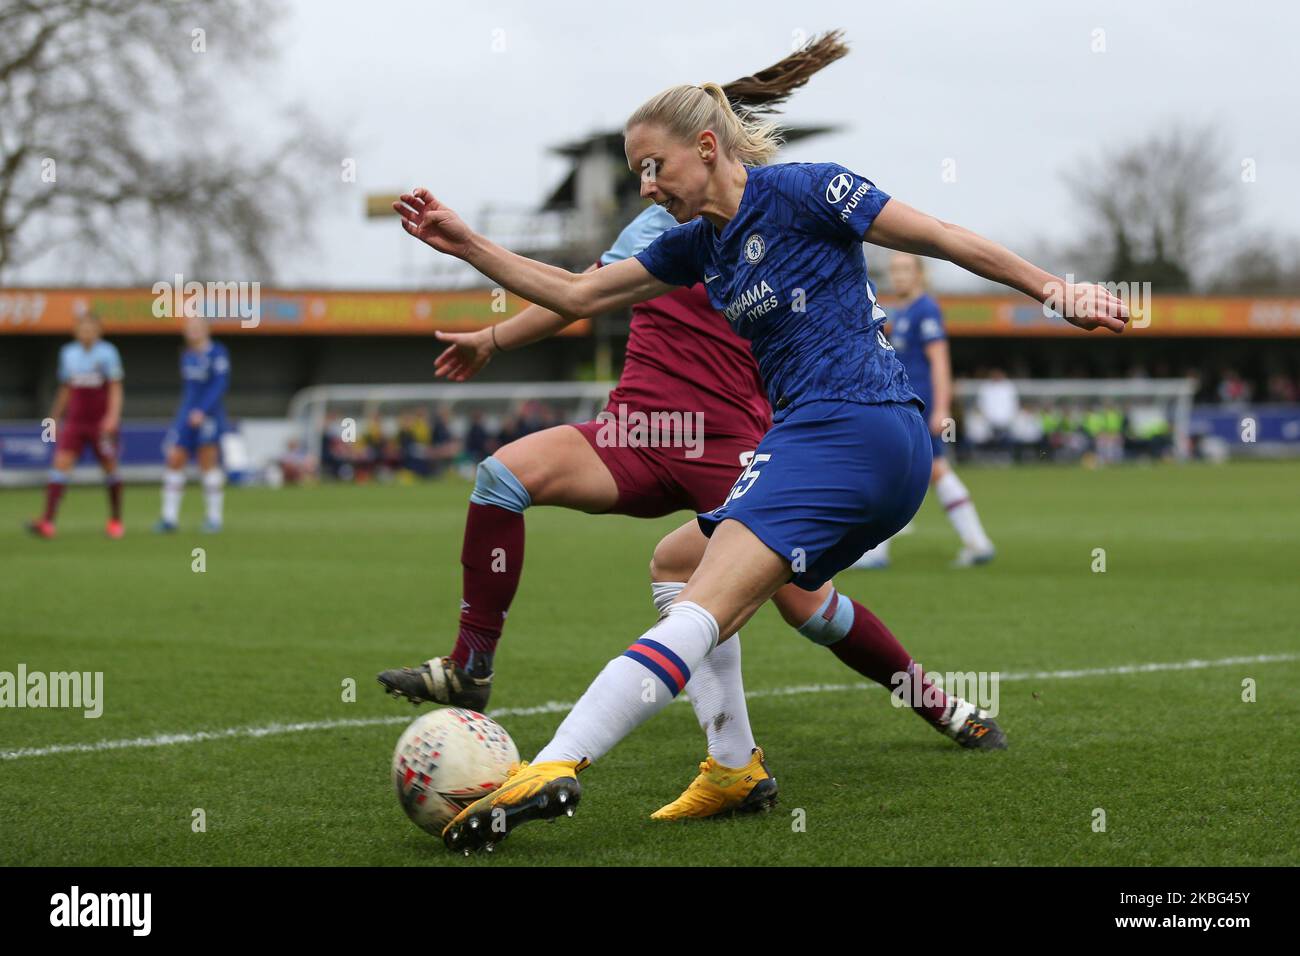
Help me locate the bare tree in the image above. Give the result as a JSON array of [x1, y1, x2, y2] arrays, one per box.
[[0, 0, 337, 283], [1208, 233, 1300, 295], [1062, 124, 1239, 292]]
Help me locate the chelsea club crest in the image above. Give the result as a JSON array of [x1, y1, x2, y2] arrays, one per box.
[[743, 233, 765, 264]]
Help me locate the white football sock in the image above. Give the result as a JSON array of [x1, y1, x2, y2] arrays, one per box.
[[683, 636, 755, 767], [202, 468, 225, 524], [936, 471, 992, 551], [653, 582, 756, 768], [650, 581, 684, 618], [161, 469, 185, 524], [533, 601, 718, 765]]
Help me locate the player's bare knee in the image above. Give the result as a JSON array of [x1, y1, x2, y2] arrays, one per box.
[[771, 588, 810, 628], [649, 549, 692, 584], [773, 582, 833, 629], [649, 539, 683, 583]]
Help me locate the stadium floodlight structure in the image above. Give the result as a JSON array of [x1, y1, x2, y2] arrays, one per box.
[[952, 377, 1197, 460]]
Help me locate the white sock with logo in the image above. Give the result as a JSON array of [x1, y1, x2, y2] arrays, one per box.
[[533, 601, 719, 766], [936, 471, 992, 551], [202, 469, 225, 525], [161, 469, 185, 524], [653, 582, 755, 768]]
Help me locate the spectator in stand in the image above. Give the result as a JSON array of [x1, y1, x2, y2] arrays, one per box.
[[1266, 371, 1298, 403], [278, 438, 319, 485], [514, 401, 543, 439], [359, 411, 398, 481], [427, 406, 461, 476], [320, 415, 352, 480], [1009, 401, 1045, 461], [1125, 404, 1174, 460], [1084, 402, 1125, 466], [976, 368, 1020, 452], [496, 413, 521, 449], [1217, 368, 1253, 406], [398, 408, 433, 478], [464, 410, 493, 464]]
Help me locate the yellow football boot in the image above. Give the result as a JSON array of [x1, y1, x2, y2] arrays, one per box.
[[651, 747, 778, 820], [442, 759, 585, 854]]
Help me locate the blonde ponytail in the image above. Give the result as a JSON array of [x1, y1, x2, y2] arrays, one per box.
[[624, 31, 849, 167]]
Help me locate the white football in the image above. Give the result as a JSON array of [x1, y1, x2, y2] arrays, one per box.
[[392, 707, 520, 834]]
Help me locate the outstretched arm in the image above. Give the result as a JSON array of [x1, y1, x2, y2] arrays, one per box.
[[924, 339, 952, 435], [394, 189, 673, 318], [433, 265, 597, 382], [865, 199, 1128, 333]]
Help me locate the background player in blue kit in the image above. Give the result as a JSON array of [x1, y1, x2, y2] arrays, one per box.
[[855, 252, 995, 569], [156, 316, 230, 533], [392, 77, 1128, 851]]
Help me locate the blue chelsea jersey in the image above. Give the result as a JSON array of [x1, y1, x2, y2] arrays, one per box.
[[888, 293, 946, 408], [634, 162, 919, 420], [180, 341, 230, 414]]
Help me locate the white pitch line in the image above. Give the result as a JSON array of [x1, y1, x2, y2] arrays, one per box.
[[2, 652, 1295, 762]]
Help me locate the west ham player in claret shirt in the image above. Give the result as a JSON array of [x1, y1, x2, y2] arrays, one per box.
[[380, 38, 1006, 823], [155, 316, 230, 533], [392, 60, 1126, 852], [27, 312, 125, 539]]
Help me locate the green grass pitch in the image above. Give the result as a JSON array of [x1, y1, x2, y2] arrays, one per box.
[[2, 461, 1297, 866]]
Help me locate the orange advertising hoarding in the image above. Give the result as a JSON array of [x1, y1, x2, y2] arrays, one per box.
[[0, 287, 589, 336], [906, 295, 1300, 337], [1, 286, 1298, 337]]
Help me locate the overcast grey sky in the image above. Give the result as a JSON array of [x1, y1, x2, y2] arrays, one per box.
[[58, 0, 1300, 289]]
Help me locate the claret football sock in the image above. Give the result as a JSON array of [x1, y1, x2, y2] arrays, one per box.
[[42, 470, 68, 522], [656, 581, 756, 768], [802, 591, 950, 725], [452, 502, 524, 675], [450, 458, 531, 674], [533, 600, 719, 765], [105, 474, 123, 521]]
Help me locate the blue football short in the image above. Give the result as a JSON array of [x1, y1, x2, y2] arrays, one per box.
[[698, 400, 932, 590], [169, 410, 226, 453]]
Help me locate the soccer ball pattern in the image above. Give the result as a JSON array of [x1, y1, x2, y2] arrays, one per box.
[[392, 707, 520, 834]]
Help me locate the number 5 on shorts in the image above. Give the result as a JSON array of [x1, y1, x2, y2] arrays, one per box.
[[725, 453, 770, 504]]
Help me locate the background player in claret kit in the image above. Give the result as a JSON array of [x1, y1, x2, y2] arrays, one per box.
[[392, 70, 1127, 852], [379, 37, 1003, 821], [27, 313, 125, 539], [156, 316, 230, 533], [854, 252, 995, 569]]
